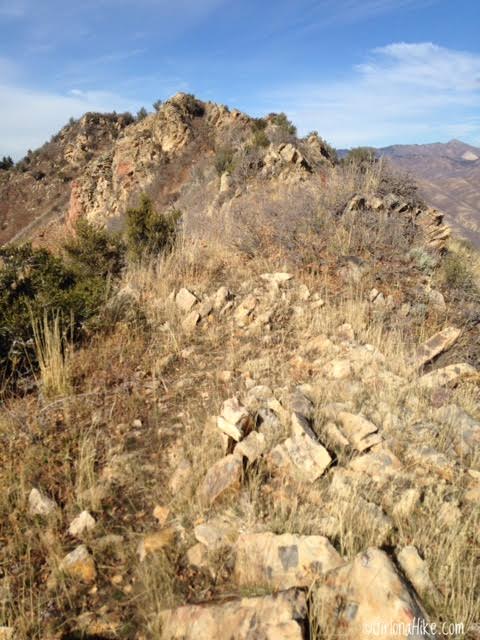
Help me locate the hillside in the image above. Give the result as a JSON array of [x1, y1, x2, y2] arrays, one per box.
[[0, 95, 479, 640], [378, 140, 480, 247]]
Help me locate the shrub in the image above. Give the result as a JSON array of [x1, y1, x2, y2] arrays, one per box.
[[126, 195, 181, 260], [0, 244, 107, 385], [214, 147, 235, 175], [252, 130, 270, 148], [136, 107, 148, 122], [269, 112, 297, 136], [0, 156, 14, 170], [343, 147, 377, 167], [63, 219, 126, 280], [181, 94, 205, 117], [153, 99, 163, 112], [252, 118, 267, 131], [441, 251, 475, 291]]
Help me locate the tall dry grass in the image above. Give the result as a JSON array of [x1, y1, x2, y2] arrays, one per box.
[[31, 311, 72, 398]]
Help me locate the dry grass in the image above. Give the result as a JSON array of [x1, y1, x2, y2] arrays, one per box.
[[31, 311, 72, 399], [1, 224, 479, 638]]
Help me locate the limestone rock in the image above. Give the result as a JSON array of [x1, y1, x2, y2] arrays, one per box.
[[397, 546, 437, 598], [218, 397, 250, 441], [194, 517, 239, 550], [268, 433, 332, 483], [186, 543, 210, 571], [413, 327, 461, 369], [213, 286, 232, 310], [418, 363, 476, 389], [199, 454, 243, 505], [175, 288, 198, 312], [153, 505, 170, 525], [290, 412, 316, 440], [348, 448, 402, 481], [234, 532, 343, 589], [392, 488, 422, 519], [406, 446, 455, 481], [169, 459, 192, 493], [235, 294, 257, 324], [159, 589, 307, 640], [260, 272, 293, 283], [182, 310, 201, 332], [28, 488, 58, 517], [323, 359, 353, 380], [234, 431, 266, 463], [68, 510, 96, 537], [61, 545, 96, 583], [434, 404, 480, 455], [318, 547, 428, 640], [337, 412, 382, 452]]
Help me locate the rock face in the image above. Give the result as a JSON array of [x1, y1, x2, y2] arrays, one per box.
[[234, 532, 343, 589], [159, 589, 307, 640]]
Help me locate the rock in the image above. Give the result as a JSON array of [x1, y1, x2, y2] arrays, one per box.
[[220, 397, 250, 437], [68, 510, 96, 537], [234, 431, 266, 463], [397, 546, 437, 598], [137, 527, 176, 561], [297, 284, 310, 300], [194, 517, 238, 550], [260, 272, 293, 283], [268, 433, 332, 483], [317, 548, 428, 640], [335, 323, 355, 342], [186, 543, 210, 571], [369, 288, 380, 302], [61, 545, 96, 583], [323, 421, 350, 448], [434, 404, 480, 455], [197, 299, 213, 319], [427, 289, 446, 310], [406, 446, 455, 481], [303, 334, 333, 356], [182, 310, 201, 332], [418, 363, 477, 389], [392, 488, 422, 519], [169, 459, 192, 493], [28, 488, 58, 517], [323, 359, 353, 380], [213, 286, 232, 310], [234, 532, 343, 589], [284, 390, 314, 419], [337, 412, 382, 452], [290, 412, 316, 440], [199, 454, 243, 505], [348, 448, 402, 481], [413, 327, 461, 369], [153, 505, 170, 525], [234, 294, 257, 324], [159, 589, 307, 640], [175, 288, 198, 312]]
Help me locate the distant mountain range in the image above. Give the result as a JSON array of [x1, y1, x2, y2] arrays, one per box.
[[376, 139, 480, 247]]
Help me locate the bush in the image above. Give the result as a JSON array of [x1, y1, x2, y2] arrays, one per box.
[[252, 118, 267, 131], [214, 147, 235, 175], [126, 195, 181, 260], [63, 219, 126, 279], [343, 147, 377, 169], [269, 113, 297, 136], [441, 251, 475, 291], [0, 244, 108, 385], [153, 99, 163, 112], [136, 107, 148, 122], [252, 130, 270, 148], [0, 156, 14, 170]]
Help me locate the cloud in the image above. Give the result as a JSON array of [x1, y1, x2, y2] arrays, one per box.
[[0, 84, 141, 159], [259, 42, 480, 147]]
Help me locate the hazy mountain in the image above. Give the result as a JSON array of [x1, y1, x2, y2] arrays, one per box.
[[377, 139, 480, 247]]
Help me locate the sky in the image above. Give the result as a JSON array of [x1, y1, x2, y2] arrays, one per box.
[[1, 0, 480, 158]]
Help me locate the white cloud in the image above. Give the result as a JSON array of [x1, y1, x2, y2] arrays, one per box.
[[0, 84, 141, 159], [259, 42, 480, 147]]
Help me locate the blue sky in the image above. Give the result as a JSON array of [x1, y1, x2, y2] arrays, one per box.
[[1, 0, 480, 158]]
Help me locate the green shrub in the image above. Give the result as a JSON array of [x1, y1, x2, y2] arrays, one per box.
[[0, 156, 14, 170], [441, 252, 475, 291], [214, 147, 235, 175], [252, 118, 267, 131], [126, 195, 181, 260], [252, 130, 270, 148], [343, 147, 377, 167], [269, 113, 297, 136], [136, 107, 148, 122], [153, 99, 163, 112], [63, 219, 126, 279], [0, 244, 108, 385]]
